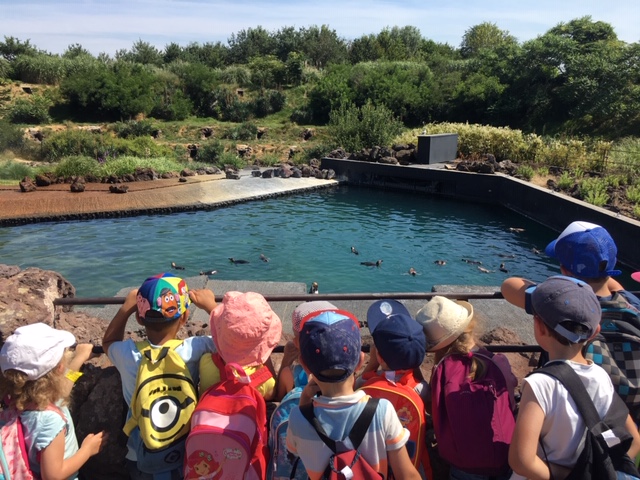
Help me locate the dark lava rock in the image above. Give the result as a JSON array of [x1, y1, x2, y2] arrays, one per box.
[[109, 184, 129, 194]]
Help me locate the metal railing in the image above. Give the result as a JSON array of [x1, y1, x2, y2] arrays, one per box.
[[59, 290, 640, 356]]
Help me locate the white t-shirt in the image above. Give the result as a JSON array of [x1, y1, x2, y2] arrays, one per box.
[[510, 359, 615, 480]]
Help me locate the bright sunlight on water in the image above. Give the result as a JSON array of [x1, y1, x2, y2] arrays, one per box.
[[0, 185, 614, 298]]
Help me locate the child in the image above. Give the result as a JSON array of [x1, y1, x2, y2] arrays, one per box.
[[276, 300, 338, 400], [189, 289, 282, 400], [286, 309, 422, 480], [417, 295, 517, 480], [507, 275, 640, 479], [0, 323, 106, 480], [357, 299, 428, 402], [102, 273, 215, 480], [502, 220, 640, 309]]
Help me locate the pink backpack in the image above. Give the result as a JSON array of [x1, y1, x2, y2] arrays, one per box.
[[0, 404, 65, 480], [430, 349, 515, 476], [183, 362, 272, 480]]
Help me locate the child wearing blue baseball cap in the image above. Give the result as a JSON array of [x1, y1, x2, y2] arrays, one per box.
[[286, 309, 422, 480], [102, 273, 215, 480], [502, 221, 640, 309], [356, 299, 428, 402], [508, 276, 640, 479]]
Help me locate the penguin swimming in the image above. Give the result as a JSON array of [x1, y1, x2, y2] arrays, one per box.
[[434, 260, 447, 266], [351, 246, 359, 255], [260, 253, 269, 263], [171, 262, 185, 270], [361, 260, 383, 267], [499, 263, 509, 273], [532, 247, 541, 255], [309, 282, 319, 294], [509, 227, 525, 233], [200, 269, 217, 276], [478, 266, 494, 273], [462, 258, 483, 265], [229, 258, 250, 264], [497, 254, 516, 259], [409, 267, 417, 276]]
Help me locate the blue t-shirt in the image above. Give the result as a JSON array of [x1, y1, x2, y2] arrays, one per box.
[[21, 404, 78, 479], [107, 336, 216, 460]]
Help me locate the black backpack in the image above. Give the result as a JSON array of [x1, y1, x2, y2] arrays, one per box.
[[533, 362, 640, 480], [585, 292, 640, 421]]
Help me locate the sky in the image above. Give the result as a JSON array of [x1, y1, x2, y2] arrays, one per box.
[[1, 0, 639, 56]]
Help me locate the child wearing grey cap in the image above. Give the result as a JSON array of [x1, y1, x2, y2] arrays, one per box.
[[508, 276, 640, 479]]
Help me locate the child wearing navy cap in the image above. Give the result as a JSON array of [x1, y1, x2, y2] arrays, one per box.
[[286, 309, 421, 480]]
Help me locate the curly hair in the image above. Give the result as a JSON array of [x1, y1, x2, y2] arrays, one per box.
[[0, 351, 70, 411]]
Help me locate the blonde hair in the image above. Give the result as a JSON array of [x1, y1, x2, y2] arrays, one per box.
[[0, 351, 71, 411], [433, 318, 486, 381]]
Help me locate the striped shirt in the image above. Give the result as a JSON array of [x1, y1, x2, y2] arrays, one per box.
[[286, 390, 409, 480]]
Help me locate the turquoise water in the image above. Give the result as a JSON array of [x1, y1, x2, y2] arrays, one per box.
[[0, 185, 630, 298]]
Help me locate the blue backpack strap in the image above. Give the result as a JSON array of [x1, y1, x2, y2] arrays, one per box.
[[292, 364, 308, 389]]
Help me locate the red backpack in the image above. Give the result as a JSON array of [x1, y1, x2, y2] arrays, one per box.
[[184, 361, 272, 480], [430, 349, 515, 476], [360, 370, 431, 478], [299, 397, 383, 480]]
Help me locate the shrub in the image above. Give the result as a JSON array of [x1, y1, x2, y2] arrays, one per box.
[[219, 65, 251, 86], [217, 151, 246, 170], [0, 57, 11, 79], [222, 122, 258, 141], [557, 171, 574, 190], [40, 129, 99, 161], [197, 140, 224, 164], [53, 155, 97, 177], [0, 120, 26, 151], [0, 160, 35, 180], [7, 95, 52, 124], [256, 153, 281, 167], [113, 120, 156, 138], [609, 137, 640, 176], [13, 54, 66, 84], [626, 185, 640, 204], [328, 101, 403, 152], [634, 205, 640, 220], [579, 177, 609, 207], [515, 165, 534, 181], [253, 90, 286, 117]]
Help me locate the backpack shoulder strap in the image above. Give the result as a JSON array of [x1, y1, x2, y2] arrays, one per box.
[[211, 352, 227, 381], [533, 362, 602, 429], [248, 365, 273, 388], [300, 397, 380, 452]]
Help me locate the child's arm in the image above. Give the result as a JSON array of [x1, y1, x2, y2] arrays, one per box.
[[387, 446, 422, 480], [360, 343, 380, 375], [509, 383, 566, 480], [275, 365, 294, 401], [39, 428, 106, 480], [102, 289, 138, 355], [61, 343, 96, 397], [188, 289, 217, 314], [625, 414, 640, 458], [501, 277, 535, 309]]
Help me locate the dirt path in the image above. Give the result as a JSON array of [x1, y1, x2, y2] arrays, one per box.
[[0, 173, 338, 225]]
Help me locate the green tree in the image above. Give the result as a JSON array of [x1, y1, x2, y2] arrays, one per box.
[[273, 26, 304, 62], [63, 43, 92, 59], [227, 26, 276, 64], [0, 36, 38, 61], [460, 22, 518, 58], [301, 25, 347, 68]]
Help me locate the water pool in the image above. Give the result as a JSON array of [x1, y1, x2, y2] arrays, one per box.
[[0, 185, 605, 297]]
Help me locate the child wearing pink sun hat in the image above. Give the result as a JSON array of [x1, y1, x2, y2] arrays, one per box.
[[191, 290, 282, 401]]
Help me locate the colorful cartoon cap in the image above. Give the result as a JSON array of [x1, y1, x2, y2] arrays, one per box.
[[545, 221, 621, 278], [136, 273, 190, 321]]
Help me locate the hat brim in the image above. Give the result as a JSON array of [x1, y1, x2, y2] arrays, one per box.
[[544, 239, 557, 258], [425, 300, 473, 352], [632, 272, 640, 283]]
